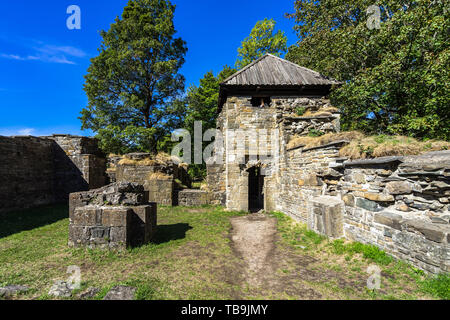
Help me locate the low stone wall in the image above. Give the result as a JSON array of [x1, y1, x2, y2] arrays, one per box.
[[178, 189, 211, 207], [69, 182, 157, 249], [0, 134, 107, 213], [273, 144, 450, 274]]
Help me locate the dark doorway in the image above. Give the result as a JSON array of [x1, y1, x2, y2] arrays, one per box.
[[248, 167, 265, 212]]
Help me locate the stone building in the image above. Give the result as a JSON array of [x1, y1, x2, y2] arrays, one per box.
[[207, 54, 449, 274], [207, 53, 341, 211]]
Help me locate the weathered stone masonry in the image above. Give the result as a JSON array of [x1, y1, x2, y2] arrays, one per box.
[[268, 144, 450, 274], [69, 182, 157, 250], [0, 134, 107, 213], [207, 54, 449, 274]]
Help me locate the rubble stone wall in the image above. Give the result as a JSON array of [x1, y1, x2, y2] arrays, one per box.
[[0, 134, 107, 213], [273, 143, 450, 274], [178, 189, 211, 207]]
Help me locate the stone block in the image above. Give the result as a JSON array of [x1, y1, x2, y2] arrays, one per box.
[[308, 196, 344, 238], [178, 189, 211, 207], [374, 211, 403, 230], [356, 198, 382, 212], [403, 220, 448, 243], [72, 207, 102, 226], [385, 181, 413, 195], [102, 207, 132, 227]]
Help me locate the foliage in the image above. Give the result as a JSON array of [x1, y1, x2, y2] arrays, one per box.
[[236, 18, 288, 69], [185, 66, 236, 134], [286, 0, 450, 140], [296, 107, 306, 116], [183, 66, 236, 180], [308, 129, 325, 137], [81, 0, 188, 154]]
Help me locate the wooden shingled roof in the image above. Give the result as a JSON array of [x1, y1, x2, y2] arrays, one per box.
[[221, 54, 340, 87]]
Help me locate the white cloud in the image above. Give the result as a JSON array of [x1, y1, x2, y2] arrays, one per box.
[[0, 42, 86, 65], [17, 128, 36, 135], [36, 45, 86, 58], [0, 128, 36, 136], [0, 126, 94, 137]]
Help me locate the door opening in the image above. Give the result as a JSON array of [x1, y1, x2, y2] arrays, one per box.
[[248, 166, 265, 212]]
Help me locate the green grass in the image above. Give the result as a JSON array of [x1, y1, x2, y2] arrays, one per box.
[[296, 107, 306, 116], [0, 205, 447, 300], [329, 239, 393, 265], [418, 274, 450, 300], [271, 211, 448, 300]]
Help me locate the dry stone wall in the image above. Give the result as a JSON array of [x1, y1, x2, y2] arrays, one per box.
[[272, 143, 450, 274], [114, 153, 191, 206], [178, 189, 210, 207]]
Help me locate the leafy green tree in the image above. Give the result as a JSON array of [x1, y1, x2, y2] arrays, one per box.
[[236, 18, 288, 69], [286, 0, 449, 140], [184, 66, 237, 180], [81, 0, 188, 154]]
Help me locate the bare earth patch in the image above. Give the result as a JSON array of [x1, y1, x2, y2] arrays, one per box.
[[230, 214, 278, 287], [230, 214, 371, 299]]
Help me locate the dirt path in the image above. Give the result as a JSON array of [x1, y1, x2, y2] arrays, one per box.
[[230, 213, 367, 299], [230, 214, 278, 287]]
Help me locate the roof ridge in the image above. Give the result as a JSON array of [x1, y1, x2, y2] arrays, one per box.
[[221, 53, 341, 86], [220, 54, 271, 85]]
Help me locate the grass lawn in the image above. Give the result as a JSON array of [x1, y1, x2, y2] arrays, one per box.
[[0, 205, 448, 300]]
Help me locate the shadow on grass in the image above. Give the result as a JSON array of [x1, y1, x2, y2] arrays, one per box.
[[0, 204, 68, 239], [152, 223, 193, 244]]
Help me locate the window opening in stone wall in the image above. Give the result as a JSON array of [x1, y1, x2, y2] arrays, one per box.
[[251, 97, 271, 108]]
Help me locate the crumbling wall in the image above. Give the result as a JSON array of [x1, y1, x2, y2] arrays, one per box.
[[178, 189, 211, 207], [115, 153, 190, 206], [274, 143, 450, 274], [69, 182, 157, 250], [46, 135, 107, 199], [0, 134, 107, 213], [0, 136, 55, 212]]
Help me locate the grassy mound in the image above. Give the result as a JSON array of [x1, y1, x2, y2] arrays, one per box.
[[287, 131, 450, 159]]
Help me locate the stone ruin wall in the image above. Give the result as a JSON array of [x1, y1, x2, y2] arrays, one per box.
[[0, 136, 55, 212], [114, 153, 191, 206], [69, 182, 157, 250], [269, 142, 450, 274], [0, 134, 107, 213]]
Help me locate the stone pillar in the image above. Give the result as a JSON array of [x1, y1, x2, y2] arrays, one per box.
[[307, 196, 344, 238]]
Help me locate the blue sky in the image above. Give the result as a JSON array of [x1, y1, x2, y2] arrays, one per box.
[[0, 0, 297, 137]]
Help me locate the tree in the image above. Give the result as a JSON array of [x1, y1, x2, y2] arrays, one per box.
[[236, 18, 288, 69], [286, 0, 449, 140], [81, 0, 188, 154], [185, 66, 236, 132], [183, 66, 237, 180]]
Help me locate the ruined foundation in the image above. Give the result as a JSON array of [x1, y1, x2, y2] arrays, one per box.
[[69, 182, 157, 250]]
